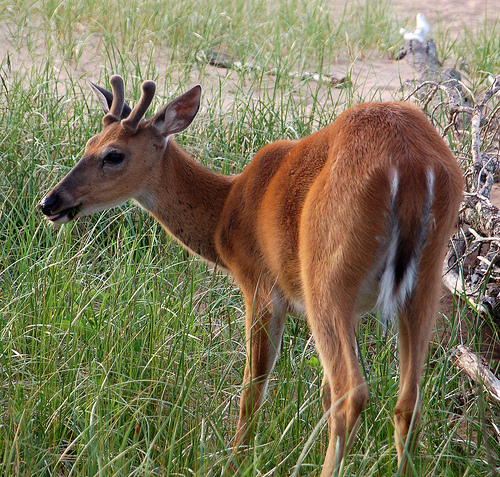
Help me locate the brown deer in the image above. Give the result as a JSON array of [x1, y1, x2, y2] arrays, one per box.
[[39, 75, 463, 475]]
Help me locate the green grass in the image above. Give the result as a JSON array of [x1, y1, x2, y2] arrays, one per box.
[[1, 0, 500, 475]]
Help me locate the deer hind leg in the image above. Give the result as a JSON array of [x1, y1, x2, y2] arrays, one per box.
[[299, 212, 378, 474], [394, 256, 442, 475], [317, 310, 368, 477], [234, 288, 287, 448], [303, 285, 368, 477]]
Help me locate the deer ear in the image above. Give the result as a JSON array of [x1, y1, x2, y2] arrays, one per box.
[[151, 85, 201, 137], [87, 80, 132, 118]]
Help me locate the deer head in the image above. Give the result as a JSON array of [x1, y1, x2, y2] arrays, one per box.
[[39, 75, 201, 223]]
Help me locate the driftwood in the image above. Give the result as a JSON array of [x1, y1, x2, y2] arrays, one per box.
[[196, 49, 346, 85], [423, 74, 500, 318], [452, 345, 500, 405], [451, 345, 500, 462], [439, 76, 500, 318], [398, 15, 500, 320]]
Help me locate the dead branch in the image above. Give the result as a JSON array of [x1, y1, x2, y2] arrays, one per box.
[[403, 34, 500, 318], [196, 49, 346, 85], [452, 345, 500, 405], [461, 193, 500, 237]]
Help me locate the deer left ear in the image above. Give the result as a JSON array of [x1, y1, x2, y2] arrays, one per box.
[[151, 85, 201, 137], [87, 80, 132, 119]]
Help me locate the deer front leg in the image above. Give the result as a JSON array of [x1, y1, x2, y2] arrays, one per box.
[[234, 291, 287, 448]]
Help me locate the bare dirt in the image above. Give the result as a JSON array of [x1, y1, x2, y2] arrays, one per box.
[[392, 0, 497, 29], [2, 0, 499, 98]]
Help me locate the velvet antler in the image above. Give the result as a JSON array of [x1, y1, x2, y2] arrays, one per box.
[[103, 75, 126, 126], [121, 80, 156, 132]]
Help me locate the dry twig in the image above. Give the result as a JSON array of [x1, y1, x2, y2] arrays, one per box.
[[407, 71, 500, 319]]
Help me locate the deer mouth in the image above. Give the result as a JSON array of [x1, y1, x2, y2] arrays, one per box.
[[43, 204, 82, 223]]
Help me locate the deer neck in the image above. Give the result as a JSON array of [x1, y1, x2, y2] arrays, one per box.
[[136, 138, 235, 266]]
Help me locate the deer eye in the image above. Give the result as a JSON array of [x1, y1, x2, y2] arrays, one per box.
[[103, 151, 125, 165]]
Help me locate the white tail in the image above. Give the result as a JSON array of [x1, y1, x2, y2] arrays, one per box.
[[40, 75, 463, 475]]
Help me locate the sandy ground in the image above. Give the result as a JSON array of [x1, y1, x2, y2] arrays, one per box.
[[1, 0, 499, 96], [391, 0, 498, 29]]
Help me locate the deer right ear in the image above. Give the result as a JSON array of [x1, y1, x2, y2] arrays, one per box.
[[151, 85, 202, 137], [87, 80, 132, 119]]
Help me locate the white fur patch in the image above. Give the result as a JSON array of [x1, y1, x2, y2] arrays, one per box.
[[376, 168, 435, 326], [396, 168, 435, 306], [376, 170, 400, 324]]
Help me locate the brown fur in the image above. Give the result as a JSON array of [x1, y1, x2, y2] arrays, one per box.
[[40, 80, 464, 476]]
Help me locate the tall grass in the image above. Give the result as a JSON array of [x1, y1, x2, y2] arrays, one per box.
[[1, 0, 499, 475]]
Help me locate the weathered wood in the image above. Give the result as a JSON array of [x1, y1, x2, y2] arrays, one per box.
[[452, 345, 500, 405], [461, 193, 500, 238]]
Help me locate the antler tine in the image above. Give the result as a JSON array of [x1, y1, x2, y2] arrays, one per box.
[[103, 75, 126, 125], [121, 80, 156, 133]]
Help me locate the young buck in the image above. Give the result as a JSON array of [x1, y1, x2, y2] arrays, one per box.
[[40, 75, 463, 475]]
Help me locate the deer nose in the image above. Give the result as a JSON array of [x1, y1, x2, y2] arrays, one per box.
[[39, 194, 60, 215]]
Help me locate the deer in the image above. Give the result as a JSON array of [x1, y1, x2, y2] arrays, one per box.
[[39, 75, 463, 475]]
